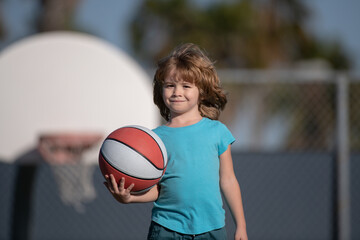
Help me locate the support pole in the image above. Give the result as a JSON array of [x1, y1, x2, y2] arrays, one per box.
[[11, 164, 37, 240], [336, 73, 351, 240]]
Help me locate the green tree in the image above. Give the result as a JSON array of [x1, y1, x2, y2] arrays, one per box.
[[36, 0, 81, 32], [130, 0, 350, 69]]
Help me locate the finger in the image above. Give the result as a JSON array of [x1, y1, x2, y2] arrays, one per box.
[[119, 177, 125, 190], [105, 175, 111, 185], [105, 175, 114, 191], [109, 174, 119, 192], [126, 183, 135, 192]]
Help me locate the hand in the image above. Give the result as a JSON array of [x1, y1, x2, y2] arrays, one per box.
[[234, 227, 248, 240], [104, 174, 134, 204]]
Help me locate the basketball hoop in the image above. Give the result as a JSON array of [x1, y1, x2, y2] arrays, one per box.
[[38, 132, 103, 212], [38, 133, 103, 165]]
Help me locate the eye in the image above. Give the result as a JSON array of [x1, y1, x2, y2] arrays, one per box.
[[164, 83, 174, 88]]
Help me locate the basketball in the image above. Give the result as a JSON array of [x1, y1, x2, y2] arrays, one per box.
[[98, 125, 167, 193]]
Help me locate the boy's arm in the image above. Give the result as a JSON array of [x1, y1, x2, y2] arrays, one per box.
[[220, 146, 248, 240], [104, 174, 159, 203]]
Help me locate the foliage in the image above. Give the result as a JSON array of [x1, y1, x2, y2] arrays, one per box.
[[130, 0, 350, 69]]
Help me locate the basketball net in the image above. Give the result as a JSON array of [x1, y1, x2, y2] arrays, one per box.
[[38, 133, 103, 213]]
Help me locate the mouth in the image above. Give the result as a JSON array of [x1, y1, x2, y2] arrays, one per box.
[[170, 99, 185, 103]]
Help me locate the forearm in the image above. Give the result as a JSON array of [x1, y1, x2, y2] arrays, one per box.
[[219, 146, 248, 239], [128, 185, 159, 203], [221, 177, 247, 229]]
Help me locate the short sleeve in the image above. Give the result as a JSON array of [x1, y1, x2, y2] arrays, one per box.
[[217, 122, 235, 156]]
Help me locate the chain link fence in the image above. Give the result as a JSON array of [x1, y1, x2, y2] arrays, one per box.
[[219, 69, 359, 240], [0, 69, 359, 240]]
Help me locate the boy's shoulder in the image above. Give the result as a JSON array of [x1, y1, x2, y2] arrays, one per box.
[[203, 118, 227, 128]]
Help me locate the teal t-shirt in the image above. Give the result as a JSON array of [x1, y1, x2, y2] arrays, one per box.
[[152, 118, 235, 235]]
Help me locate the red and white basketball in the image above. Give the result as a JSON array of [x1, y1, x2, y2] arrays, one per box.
[[99, 125, 167, 193]]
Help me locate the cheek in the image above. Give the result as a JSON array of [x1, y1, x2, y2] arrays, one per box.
[[162, 92, 167, 103], [162, 90, 170, 105], [198, 89, 203, 101], [194, 89, 201, 102], [162, 88, 169, 98], [195, 93, 200, 102]]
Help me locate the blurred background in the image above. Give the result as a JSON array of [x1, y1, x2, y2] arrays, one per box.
[[0, 0, 359, 239]]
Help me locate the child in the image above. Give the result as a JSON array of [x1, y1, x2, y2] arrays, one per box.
[[104, 43, 248, 240]]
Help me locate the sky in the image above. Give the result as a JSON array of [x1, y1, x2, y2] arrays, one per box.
[[1, 0, 360, 71], [304, 0, 360, 72]]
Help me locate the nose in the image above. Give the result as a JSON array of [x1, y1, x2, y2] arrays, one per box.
[[172, 86, 182, 96]]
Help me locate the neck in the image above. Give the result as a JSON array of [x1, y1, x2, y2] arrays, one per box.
[[167, 113, 203, 128]]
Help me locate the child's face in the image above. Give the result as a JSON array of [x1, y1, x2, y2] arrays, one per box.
[[162, 72, 200, 118]]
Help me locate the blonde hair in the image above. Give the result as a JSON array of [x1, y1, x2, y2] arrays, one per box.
[[153, 43, 227, 121]]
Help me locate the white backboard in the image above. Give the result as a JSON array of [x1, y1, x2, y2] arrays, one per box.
[[0, 31, 158, 162]]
